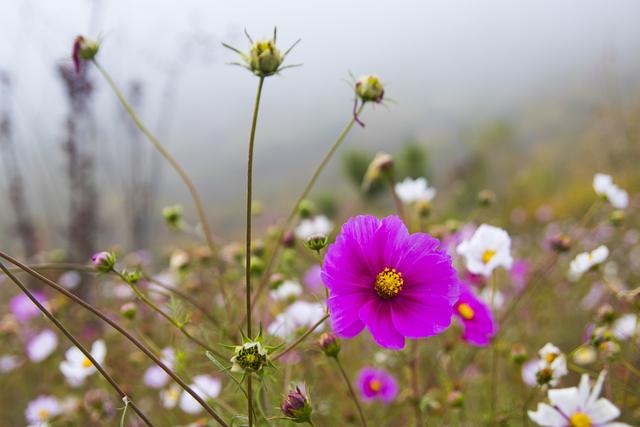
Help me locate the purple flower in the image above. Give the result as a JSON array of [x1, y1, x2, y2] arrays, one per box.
[[453, 283, 497, 346], [509, 260, 529, 292], [10, 292, 46, 322], [303, 264, 324, 292], [357, 367, 398, 403], [322, 215, 459, 350]]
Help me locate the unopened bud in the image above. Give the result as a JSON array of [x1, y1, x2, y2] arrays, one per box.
[[297, 200, 315, 219], [162, 204, 183, 230], [447, 390, 464, 408], [305, 235, 328, 253], [510, 344, 528, 364], [595, 304, 616, 325], [281, 386, 313, 423], [609, 210, 625, 226], [550, 233, 572, 253], [355, 75, 385, 103], [249, 256, 265, 276], [72, 36, 99, 72], [120, 302, 137, 320], [91, 251, 115, 274], [362, 152, 393, 191], [477, 190, 496, 207], [318, 332, 340, 358]]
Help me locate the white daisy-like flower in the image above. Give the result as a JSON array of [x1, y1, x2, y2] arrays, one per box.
[[529, 371, 630, 426], [394, 177, 437, 204], [267, 301, 326, 339], [269, 280, 303, 301], [612, 314, 638, 340], [59, 339, 106, 387], [26, 329, 58, 363], [535, 343, 568, 386], [456, 224, 513, 277], [522, 359, 539, 387], [294, 215, 333, 241], [593, 174, 629, 209], [143, 348, 175, 389], [25, 395, 61, 426], [160, 384, 181, 409], [569, 246, 609, 281], [179, 374, 222, 414], [0, 354, 21, 373]]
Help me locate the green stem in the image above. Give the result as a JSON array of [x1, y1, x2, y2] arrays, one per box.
[[0, 261, 154, 426], [0, 251, 228, 427], [246, 104, 366, 320], [92, 59, 217, 259], [245, 76, 265, 427], [335, 357, 368, 427]]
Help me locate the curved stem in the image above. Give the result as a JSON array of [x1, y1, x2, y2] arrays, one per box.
[[335, 357, 368, 427], [246, 104, 366, 322], [245, 76, 265, 427], [272, 314, 329, 361], [0, 251, 228, 427], [92, 59, 217, 258], [0, 261, 154, 427]]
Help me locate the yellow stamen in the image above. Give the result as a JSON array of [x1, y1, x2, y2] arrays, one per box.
[[37, 409, 49, 420], [374, 268, 404, 299], [482, 249, 496, 264], [569, 412, 591, 427], [545, 353, 558, 364], [82, 357, 93, 368], [369, 379, 382, 392], [457, 303, 475, 320]]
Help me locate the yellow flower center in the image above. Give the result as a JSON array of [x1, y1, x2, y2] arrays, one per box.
[[457, 303, 475, 320], [569, 412, 591, 427], [482, 249, 496, 264], [545, 353, 558, 364], [82, 357, 93, 368], [37, 409, 49, 420], [375, 268, 404, 299], [369, 379, 382, 392]]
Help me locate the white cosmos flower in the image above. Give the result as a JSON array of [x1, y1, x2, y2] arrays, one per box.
[[59, 339, 106, 387], [394, 177, 436, 204], [161, 384, 181, 409], [270, 280, 303, 301], [535, 343, 568, 387], [529, 371, 630, 426], [593, 174, 629, 209], [569, 246, 609, 281], [179, 375, 222, 414], [25, 395, 61, 426], [27, 329, 58, 363], [612, 314, 638, 340], [295, 215, 333, 240], [143, 348, 175, 389], [456, 224, 513, 277], [267, 301, 326, 339]]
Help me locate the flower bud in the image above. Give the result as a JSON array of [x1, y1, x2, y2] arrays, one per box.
[[447, 390, 464, 408], [162, 204, 183, 230], [362, 152, 394, 191], [416, 200, 432, 218], [477, 190, 496, 207], [230, 341, 268, 373], [318, 332, 340, 358], [609, 210, 625, 226], [169, 249, 190, 273], [249, 39, 283, 76], [595, 304, 616, 325], [281, 386, 313, 423], [91, 251, 115, 274], [282, 230, 296, 248], [123, 270, 142, 285], [269, 273, 286, 290], [510, 344, 528, 364], [72, 36, 99, 73], [120, 302, 137, 320], [355, 75, 384, 103], [304, 235, 329, 253], [249, 256, 265, 276], [297, 200, 315, 219], [550, 233, 571, 253]]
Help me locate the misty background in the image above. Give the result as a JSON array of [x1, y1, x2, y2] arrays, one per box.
[[1, 0, 639, 257]]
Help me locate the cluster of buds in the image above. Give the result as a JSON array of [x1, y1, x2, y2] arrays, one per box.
[[72, 36, 100, 73], [223, 28, 300, 78], [280, 385, 313, 424], [91, 251, 115, 274]]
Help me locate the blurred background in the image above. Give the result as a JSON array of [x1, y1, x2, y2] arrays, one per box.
[[1, 0, 639, 261]]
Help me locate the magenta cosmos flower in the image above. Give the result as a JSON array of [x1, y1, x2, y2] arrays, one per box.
[[453, 282, 496, 346], [357, 367, 398, 403], [10, 292, 46, 322], [322, 215, 459, 350]]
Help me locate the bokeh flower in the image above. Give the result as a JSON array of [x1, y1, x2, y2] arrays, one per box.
[[322, 215, 459, 350], [394, 177, 436, 204], [529, 371, 629, 426], [11, 292, 47, 322], [26, 329, 58, 363], [357, 367, 398, 403], [593, 174, 628, 209], [295, 215, 333, 241], [569, 246, 609, 281], [303, 265, 324, 292], [179, 375, 221, 414], [612, 314, 638, 340], [534, 343, 568, 387], [456, 224, 513, 277], [59, 339, 106, 387], [25, 395, 61, 426], [267, 301, 326, 339], [453, 283, 496, 346], [143, 348, 175, 389], [270, 280, 303, 302]]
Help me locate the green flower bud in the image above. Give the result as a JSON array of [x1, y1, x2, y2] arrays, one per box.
[[120, 302, 137, 320], [477, 190, 496, 207], [297, 200, 315, 219], [362, 152, 394, 191], [249, 256, 265, 276], [510, 344, 528, 364], [355, 75, 384, 103], [609, 210, 625, 226], [72, 36, 99, 72], [91, 251, 115, 274], [162, 204, 183, 230], [304, 235, 329, 253], [318, 332, 340, 358], [281, 386, 313, 424], [447, 390, 464, 408], [416, 200, 432, 218]]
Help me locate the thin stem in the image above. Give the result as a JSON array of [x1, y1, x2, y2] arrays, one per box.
[[0, 251, 228, 427], [112, 270, 225, 359], [0, 261, 154, 426], [245, 76, 265, 427], [409, 341, 423, 427], [246, 104, 366, 322], [387, 176, 406, 223], [92, 59, 217, 258], [272, 314, 329, 361], [490, 273, 498, 422], [335, 357, 368, 427]]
